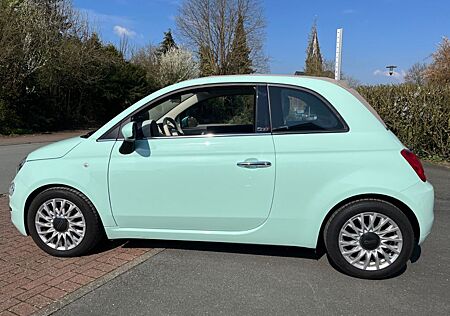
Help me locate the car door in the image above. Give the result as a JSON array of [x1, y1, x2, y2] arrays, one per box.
[[108, 85, 276, 232]]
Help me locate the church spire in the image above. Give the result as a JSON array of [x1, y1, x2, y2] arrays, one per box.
[[305, 20, 324, 75]]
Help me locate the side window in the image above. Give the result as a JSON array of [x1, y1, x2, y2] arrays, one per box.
[[269, 86, 346, 132], [133, 93, 192, 123], [130, 86, 259, 138], [177, 87, 256, 135]]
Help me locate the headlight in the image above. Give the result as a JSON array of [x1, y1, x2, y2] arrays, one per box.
[[17, 156, 27, 174]]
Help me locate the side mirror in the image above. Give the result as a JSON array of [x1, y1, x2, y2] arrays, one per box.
[[181, 117, 188, 128], [122, 121, 136, 141], [181, 116, 198, 128], [119, 121, 137, 154]]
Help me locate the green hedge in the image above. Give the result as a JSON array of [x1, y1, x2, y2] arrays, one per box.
[[357, 84, 450, 160]]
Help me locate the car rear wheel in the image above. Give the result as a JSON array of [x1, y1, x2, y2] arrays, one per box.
[[27, 187, 103, 257], [324, 199, 415, 279]]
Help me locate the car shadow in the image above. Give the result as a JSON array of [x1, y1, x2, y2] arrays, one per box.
[[89, 239, 129, 254], [117, 239, 323, 260], [91, 239, 421, 279]]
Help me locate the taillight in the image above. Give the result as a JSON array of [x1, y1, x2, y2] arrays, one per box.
[[401, 149, 426, 182]]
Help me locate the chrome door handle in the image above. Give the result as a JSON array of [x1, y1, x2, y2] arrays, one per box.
[[237, 161, 272, 169]]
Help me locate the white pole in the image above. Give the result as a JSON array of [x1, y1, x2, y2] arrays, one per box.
[[335, 28, 343, 80]]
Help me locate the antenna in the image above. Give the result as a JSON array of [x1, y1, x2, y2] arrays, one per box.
[[335, 28, 343, 80]]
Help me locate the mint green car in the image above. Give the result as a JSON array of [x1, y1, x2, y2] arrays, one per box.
[[9, 75, 434, 279]]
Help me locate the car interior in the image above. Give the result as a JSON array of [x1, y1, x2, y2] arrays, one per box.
[[132, 87, 256, 138]]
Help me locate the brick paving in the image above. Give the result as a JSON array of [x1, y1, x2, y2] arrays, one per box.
[[0, 195, 153, 316]]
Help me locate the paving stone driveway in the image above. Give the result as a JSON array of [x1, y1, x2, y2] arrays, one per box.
[[0, 195, 153, 316]]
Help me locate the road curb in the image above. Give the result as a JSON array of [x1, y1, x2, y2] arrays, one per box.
[[34, 247, 165, 316]]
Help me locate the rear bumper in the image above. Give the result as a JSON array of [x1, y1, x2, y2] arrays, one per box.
[[401, 181, 434, 244]]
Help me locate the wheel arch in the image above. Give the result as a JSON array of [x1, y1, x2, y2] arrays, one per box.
[[23, 184, 105, 235], [316, 193, 420, 251]]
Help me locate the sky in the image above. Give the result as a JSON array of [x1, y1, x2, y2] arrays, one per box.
[[73, 0, 450, 84]]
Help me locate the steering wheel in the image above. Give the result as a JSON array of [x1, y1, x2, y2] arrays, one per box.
[[163, 117, 184, 136]]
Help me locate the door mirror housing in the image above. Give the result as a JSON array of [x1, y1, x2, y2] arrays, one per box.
[[181, 116, 198, 128], [120, 121, 137, 154], [122, 121, 136, 141]]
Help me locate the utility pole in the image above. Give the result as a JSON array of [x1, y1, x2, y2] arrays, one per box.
[[335, 28, 343, 80]]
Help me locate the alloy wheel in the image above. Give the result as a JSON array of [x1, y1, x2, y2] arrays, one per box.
[[338, 212, 403, 271], [34, 198, 86, 251]]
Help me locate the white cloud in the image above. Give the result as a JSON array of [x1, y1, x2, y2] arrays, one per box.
[[373, 69, 406, 80], [78, 8, 136, 38], [113, 25, 136, 38]]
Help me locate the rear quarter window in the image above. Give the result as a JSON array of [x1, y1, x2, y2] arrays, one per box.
[[268, 86, 347, 133]]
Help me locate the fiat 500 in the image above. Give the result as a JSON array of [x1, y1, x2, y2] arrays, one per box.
[[9, 75, 434, 279]]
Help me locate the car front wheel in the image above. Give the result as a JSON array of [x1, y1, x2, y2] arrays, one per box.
[[324, 199, 415, 279], [27, 187, 102, 257]]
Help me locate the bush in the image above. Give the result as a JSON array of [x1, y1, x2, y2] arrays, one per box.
[[357, 84, 450, 160], [156, 47, 199, 88]]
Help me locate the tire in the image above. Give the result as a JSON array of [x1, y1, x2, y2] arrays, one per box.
[[27, 187, 103, 257], [324, 199, 415, 279]]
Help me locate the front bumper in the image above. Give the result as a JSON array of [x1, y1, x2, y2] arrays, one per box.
[[9, 177, 29, 236]]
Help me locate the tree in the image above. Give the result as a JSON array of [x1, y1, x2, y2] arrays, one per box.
[[88, 44, 150, 123], [118, 33, 132, 57], [304, 20, 324, 76], [321, 59, 335, 79], [322, 59, 360, 87], [227, 14, 253, 74], [342, 74, 361, 88], [176, 0, 267, 75], [157, 29, 178, 56], [425, 37, 450, 85], [0, 0, 151, 133], [199, 45, 215, 76], [404, 62, 428, 85], [0, 0, 67, 98], [131, 44, 160, 88], [0, 0, 81, 132], [156, 47, 199, 87], [132, 44, 199, 89]]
